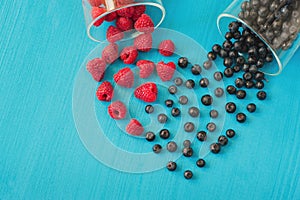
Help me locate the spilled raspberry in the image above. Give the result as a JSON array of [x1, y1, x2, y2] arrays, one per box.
[[126, 119, 144, 136], [136, 60, 155, 78], [108, 101, 127, 119], [102, 43, 119, 64], [96, 81, 114, 101], [86, 58, 106, 82], [120, 46, 138, 64], [159, 40, 175, 56], [134, 33, 152, 52], [113, 67, 134, 88]]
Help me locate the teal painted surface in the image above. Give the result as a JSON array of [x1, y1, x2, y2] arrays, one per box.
[[1, 0, 300, 199]]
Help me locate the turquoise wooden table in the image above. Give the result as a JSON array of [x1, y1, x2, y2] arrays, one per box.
[[1, 0, 300, 199]]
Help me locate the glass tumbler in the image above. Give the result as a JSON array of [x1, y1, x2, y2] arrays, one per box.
[[217, 0, 300, 75], [82, 0, 165, 42]]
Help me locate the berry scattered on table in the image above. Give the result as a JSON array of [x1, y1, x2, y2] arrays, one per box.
[[158, 40, 175, 57], [126, 119, 144, 136], [178, 57, 188, 68], [145, 105, 154, 114], [102, 43, 119, 64], [108, 101, 127, 119], [96, 81, 114, 101], [86, 58, 106, 82], [134, 82, 158, 103], [152, 144, 162, 153], [156, 61, 176, 82], [184, 170, 193, 179], [134, 33, 152, 52], [196, 159, 205, 168], [113, 67, 134, 88], [136, 60, 155, 78], [120, 46, 138, 64], [145, 131, 155, 142], [166, 161, 177, 171]]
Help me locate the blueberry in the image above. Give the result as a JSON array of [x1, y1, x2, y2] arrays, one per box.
[[178, 57, 188, 68], [145, 131, 155, 142], [166, 161, 177, 171], [157, 113, 168, 123], [197, 131, 207, 141]]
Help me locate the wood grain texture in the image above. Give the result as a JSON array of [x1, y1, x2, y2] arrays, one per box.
[[1, 0, 300, 199]]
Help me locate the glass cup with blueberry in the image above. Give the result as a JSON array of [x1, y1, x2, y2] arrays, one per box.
[[82, 0, 165, 42], [217, 0, 300, 75]]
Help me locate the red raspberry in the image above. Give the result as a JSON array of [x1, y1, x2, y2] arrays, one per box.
[[134, 82, 157, 102], [106, 25, 124, 43], [116, 17, 133, 31], [116, 6, 135, 18], [108, 101, 127, 119], [132, 5, 146, 21], [156, 61, 176, 82], [113, 67, 134, 88], [120, 46, 138, 64], [134, 14, 154, 33], [136, 60, 155, 78], [88, 0, 105, 7], [86, 58, 106, 82], [134, 33, 152, 52], [102, 43, 119, 64], [105, 11, 117, 22], [126, 119, 144, 136], [158, 40, 175, 56], [91, 7, 106, 27], [96, 81, 114, 101]]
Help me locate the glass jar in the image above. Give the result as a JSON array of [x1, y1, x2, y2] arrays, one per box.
[[82, 0, 165, 42], [217, 0, 300, 75]]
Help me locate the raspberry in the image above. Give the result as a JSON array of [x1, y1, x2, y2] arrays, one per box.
[[91, 7, 106, 27], [96, 81, 114, 101], [134, 33, 152, 52], [126, 119, 144, 136], [156, 61, 176, 82], [134, 82, 158, 102], [116, 6, 135, 18], [88, 0, 105, 7], [132, 5, 146, 21], [158, 40, 175, 56], [134, 14, 154, 33], [136, 60, 155, 78], [86, 58, 106, 82], [106, 25, 124, 43], [113, 67, 134, 88], [108, 101, 127, 119], [102, 43, 119, 64], [120, 46, 138, 64], [105, 11, 117, 22], [116, 17, 133, 31]]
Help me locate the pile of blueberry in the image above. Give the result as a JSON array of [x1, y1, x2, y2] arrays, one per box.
[[143, 21, 271, 180]]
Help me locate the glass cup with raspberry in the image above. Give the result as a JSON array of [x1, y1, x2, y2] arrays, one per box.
[[82, 0, 165, 42]]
